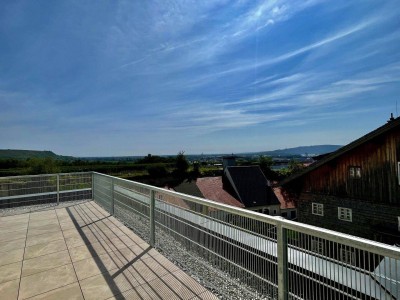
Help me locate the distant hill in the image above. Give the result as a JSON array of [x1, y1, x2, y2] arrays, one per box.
[[0, 149, 73, 160], [256, 145, 342, 156]]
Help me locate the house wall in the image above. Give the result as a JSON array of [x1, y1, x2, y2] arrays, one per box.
[[302, 129, 400, 204], [298, 193, 400, 244]]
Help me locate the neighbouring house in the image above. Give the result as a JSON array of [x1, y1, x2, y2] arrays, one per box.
[[170, 156, 296, 219], [281, 115, 400, 245]]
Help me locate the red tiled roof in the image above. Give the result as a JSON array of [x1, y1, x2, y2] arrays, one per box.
[[162, 187, 192, 210], [273, 187, 296, 209], [196, 177, 245, 208]]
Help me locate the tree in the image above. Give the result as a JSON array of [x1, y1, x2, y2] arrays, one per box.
[[26, 157, 61, 175], [147, 165, 168, 178], [175, 151, 189, 178]]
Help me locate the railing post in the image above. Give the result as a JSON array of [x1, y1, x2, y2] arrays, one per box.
[[277, 219, 288, 300], [111, 178, 115, 215], [56, 174, 60, 205], [91, 172, 94, 201], [150, 189, 155, 247]]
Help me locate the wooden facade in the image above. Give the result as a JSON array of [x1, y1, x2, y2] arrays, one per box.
[[282, 118, 400, 244]]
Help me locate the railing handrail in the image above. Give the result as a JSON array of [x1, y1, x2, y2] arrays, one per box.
[[93, 171, 400, 259], [0, 171, 93, 180]]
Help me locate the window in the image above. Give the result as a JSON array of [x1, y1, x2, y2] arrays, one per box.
[[311, 239, 324, 255], [338, 207, 352, 222], [312, 203, 324, 216], [340, 248, 355, 265], [349, 166, 361, 178]]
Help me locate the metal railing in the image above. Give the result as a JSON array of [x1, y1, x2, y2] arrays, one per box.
[[0, 172, 92, 208], [92, 172, 400, 300], [1, 172, 398, 299]]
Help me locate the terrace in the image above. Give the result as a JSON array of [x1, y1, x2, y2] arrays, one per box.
[[0, 172, 399, 300]]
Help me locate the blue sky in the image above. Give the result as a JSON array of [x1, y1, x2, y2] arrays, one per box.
[[1, 1, 399, 156]]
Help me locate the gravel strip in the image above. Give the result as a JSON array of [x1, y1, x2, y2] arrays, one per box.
[[0, 199, 91, 217], [113, 204, 272, 300]]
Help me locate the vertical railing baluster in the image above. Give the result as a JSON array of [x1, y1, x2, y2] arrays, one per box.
[[91, 172, 94, 201], [150, 189, 155, 247], [277, 219, 288, 300], [111, 177, 115, 215], [56, 174, 60, 205]]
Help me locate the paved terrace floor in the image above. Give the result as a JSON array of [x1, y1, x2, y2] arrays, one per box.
[[0, 201, 218, 300]]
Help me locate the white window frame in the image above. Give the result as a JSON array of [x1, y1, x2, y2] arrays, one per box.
[[349, 166, 361, 178], [312, 203, 324, 216], [338, 207, 352, 222], [340, 248, 355, 265]]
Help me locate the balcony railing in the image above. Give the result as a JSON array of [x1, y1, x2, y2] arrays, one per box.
[[1, 171, 399, 299]]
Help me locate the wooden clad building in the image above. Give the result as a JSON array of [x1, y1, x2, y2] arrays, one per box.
[[281, 116, 400, 245]]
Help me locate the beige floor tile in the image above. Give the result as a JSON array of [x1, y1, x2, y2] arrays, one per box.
[[0, 248, 25, 267], [26, 231, 64, 247], [28, 282, 84, 300], [0, 213, 29, 222], [0, 223, 28, 234], [27, 224, 61, 237], [73, 252, 122, 280], [59, 221, 77, 230], [0, 261, 22, 284], [22, 250, 71, 277], [19, 264, 77, 299], [0, 278, 20, 300], [64, 232, 105, 249], [24, 239, 67, 260], [0, 238, 26, 253], [80, 267, 141, 300], [0, 229, 27, 243], [29, 214, 58, 222], [69, 240, 113, 262], [28, 219, 60, 229]]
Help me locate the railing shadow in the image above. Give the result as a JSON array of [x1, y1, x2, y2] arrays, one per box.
[[66, 201, 210, 299]]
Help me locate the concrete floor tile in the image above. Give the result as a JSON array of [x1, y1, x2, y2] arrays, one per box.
[[0, 238, 26, 253], [69, 240, 113, 262], [26, 231, 64, 247], [0, 261, 22, 284], [24, 239, 67, 260], [27, 282, 84, 300], [27, 224, 61, 237], [0, 278, 20, 300], [22, 250, 71, 277], [73, 252, 122, 280], [28, 219, 60, 229], [0, 229, 27, 243], [0, 223, 28, 234], [19, 264, 77, 299], [0, 248, 25, 267], [64, 232, 105, 249]]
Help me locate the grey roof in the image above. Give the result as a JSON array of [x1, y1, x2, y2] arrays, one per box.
[[225, 166, 280, 207], [174, 180, 204, 199]]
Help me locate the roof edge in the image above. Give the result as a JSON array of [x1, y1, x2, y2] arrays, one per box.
[[280, 117, 400, 186]]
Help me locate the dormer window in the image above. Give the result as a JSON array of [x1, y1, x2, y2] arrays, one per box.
[[349, 166, 361, 178]]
